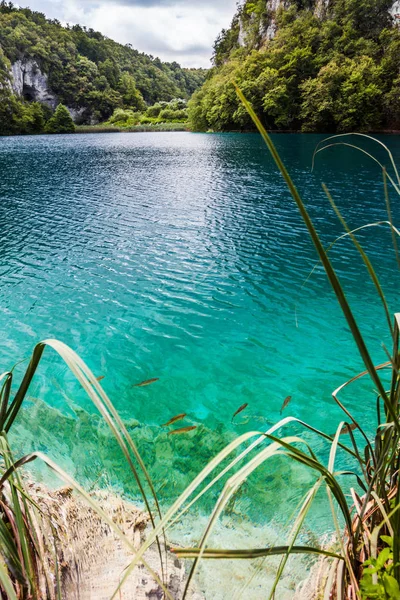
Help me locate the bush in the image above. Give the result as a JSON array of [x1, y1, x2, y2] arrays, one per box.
[[138, 116, 158, 125], [107, 108, 139, 127], [45, 104, 75, 134], [158, 108, 188, 122], [21, 102, 46, 134], [168, 98, 187, 110], [0, 91, 47, 135], [145, 103, 163, 118]]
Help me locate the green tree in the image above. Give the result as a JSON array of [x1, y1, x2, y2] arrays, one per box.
[[383, 77, 400, 130], [20, 102, 46, 134], [145, 102, 163, 118], [0, 4, 206, 130], [45, 104, 75, 133], [118, 72, 146, 110], [300, 56, 383, 132], [158, 107, 187, 122], [98, 57, 120, 88], [189, 0, 399, 132]]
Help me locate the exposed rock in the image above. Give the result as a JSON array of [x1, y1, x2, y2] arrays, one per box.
[[238, 16, 247, 46], [314, 0, 330, 19], [237, 0, 400, 48], [9, 60, 95, 124], [66, 106, 85, 122], [29, 484, 203, 600], [10, 59, 57, 109], [65, 105, 90, 125], [391, 0, 400, 19]]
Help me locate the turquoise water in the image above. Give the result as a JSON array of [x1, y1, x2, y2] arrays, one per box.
[[1, 131, 400, 529]]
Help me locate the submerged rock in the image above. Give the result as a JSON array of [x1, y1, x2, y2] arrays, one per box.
[[30, 484, 204, 600]]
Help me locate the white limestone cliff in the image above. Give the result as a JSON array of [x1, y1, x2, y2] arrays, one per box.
[[10, 59, 57, 108], [237, 0, 400, 48]]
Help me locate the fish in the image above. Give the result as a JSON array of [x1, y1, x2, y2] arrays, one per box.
[[89, 375, 105, 385], [232, 403, 248, 422], [134, 378, 159, 387], [341, 423, 357, 435], [329, 423, 358, 437], [168, 426, 197, 436], [280, 395, 292, 415], [162, 413, 187, 427]]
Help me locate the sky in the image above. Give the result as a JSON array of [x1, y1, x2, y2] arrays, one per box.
[[17, 0, 239, 67]]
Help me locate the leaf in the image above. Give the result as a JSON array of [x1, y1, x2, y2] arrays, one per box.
[[383, 574, 400, 599], [171, 545, 343, 560], [381, 536, 394, 549], [376, 547, 391, 569]]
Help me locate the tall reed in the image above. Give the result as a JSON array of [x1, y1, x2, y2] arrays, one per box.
[[127, 98, 400, 600], [163, 93, 400, 600]]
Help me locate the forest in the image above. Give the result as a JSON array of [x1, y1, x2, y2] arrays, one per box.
[[0, 1, 206, 135], [188, 0, 400, 132]]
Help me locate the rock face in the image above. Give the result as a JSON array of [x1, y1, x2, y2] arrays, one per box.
[[237, 0, 286, 47], [391, 0, 400, 18], [237, 0, 400, 47], [9, 59, 94, 122], [66, 106, 85, 122], [11, 59, 57, 108]]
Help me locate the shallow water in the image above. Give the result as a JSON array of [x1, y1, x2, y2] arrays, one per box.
[[1, 131, 400, 566]]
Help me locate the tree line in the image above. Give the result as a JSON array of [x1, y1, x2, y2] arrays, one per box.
[[188, 0, 400, 132], [0, 2, 206, 135]]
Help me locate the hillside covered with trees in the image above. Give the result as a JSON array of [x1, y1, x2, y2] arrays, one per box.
[[188, 0, 400, 132], [0, 1, 206, 135]]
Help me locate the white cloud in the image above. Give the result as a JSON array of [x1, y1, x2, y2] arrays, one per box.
[[19, 0, 238, 67]]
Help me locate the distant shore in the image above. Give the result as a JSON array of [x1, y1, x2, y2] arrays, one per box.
[[75, 123, 190, 134], [74, 125, 400, 135], [1, 126, 400, 137]]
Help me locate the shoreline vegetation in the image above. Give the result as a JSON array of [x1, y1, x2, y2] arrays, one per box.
[[2, 3, 400, 137], [74, 126, 400, 135], [4, 126, 400, 137], [0, 3, 206, 137], [188, 1, 400, 134], [75, 122, 190, 133]]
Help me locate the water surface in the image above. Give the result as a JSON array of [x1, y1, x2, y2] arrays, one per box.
[[1, 131, 400, 536]]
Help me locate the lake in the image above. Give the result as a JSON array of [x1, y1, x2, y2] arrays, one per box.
[[1, 131, 400, 594]]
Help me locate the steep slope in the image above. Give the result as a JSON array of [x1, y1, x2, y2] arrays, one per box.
[[189, 0, 400, 132], [0, 2, 206, 132]]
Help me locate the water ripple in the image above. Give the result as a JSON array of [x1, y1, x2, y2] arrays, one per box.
[[0, 131, 399, 501]]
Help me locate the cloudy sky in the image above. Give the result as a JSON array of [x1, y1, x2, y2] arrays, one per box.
[[17, 0, 239, 67]]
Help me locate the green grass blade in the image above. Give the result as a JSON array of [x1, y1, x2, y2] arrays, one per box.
[[268, 479, 323, 600], [234, 85, 398, 433], [0, 372, 12, 430], [313, 143, 400, 195], [3, 339, 168, 583], [171, 546, 343, 560], [3, 449, 174, 600], [322, 183, 393, 336], [0, 560, 18, 600], [313, 133, 400, 190]]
